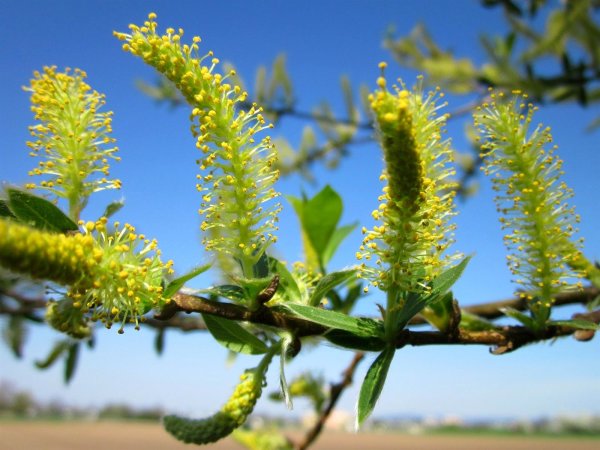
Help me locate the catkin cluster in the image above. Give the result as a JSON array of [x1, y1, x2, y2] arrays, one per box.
[[0, 218, 173, 333]]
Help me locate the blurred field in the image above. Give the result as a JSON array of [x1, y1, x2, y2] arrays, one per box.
[[1, 421, 600, 450]]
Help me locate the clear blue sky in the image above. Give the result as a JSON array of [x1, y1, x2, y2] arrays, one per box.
[[1, 0, 600, 421]]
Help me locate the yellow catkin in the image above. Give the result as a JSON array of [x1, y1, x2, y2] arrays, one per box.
[[115, 14, 281, 276], [24, 66, 121, 220]]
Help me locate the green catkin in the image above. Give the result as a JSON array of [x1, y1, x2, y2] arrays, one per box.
[[474, 90, 585, 325], [163, 368, 266, 445], [357, 70, 458, 295]]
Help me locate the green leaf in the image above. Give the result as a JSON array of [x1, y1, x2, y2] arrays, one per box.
[[3, 316, 27, 358], [459, 311, 498, 331], [202, 314, 268, 355], [236, 276, 273, 305], [268, 257, 302, 302], [280, 303, 382, 338], [324, 329, 386, 352], [308, 268, 357, 306], [164, 264, 211, 299], [420, 292, 455, 332], [429, 256, 471, 296], [357, 346, 395, 428], [501, 307, 537, 329], [101, 199, 125, 219], [302, 186, 343, 261], [286, 193, 320, 270], [200, 285, 246, 303], [7, 188, 78, 232], [253, 252, 270, 278], [550, 319, 600, 331], [0, 199, 16, 219], [64, 342, 79, 384], [394, 291, 432, 330], [321, 222, 358, 267], [35, 340, 71, 369]]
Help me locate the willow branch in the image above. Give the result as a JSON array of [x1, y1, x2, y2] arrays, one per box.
[[144, 316, 207, 332], [164, 293, 328, 337], [163, 290, 599, 353], [294, 352, 365, 450], [407, 286, 599, 325], [397, 309, 600, 354]]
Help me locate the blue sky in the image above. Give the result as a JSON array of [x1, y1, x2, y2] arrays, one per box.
[[1, 0, 600, 421]]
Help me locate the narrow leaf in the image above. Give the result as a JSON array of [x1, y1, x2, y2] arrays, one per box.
[[0, 199, 16, 219], [164, 264, 211, 298], [64, 343, 79, 384], [550, 319, 600, 331], [102, 199, 125, 219], [321, 222, 358, 267], [3, 316, 27, 358], [395, 291, 432, 330], [420, 291, 455, 332], [286, 193, 319, 271], [357, 346, 395, 428], [308, 269, 357, 306], [199, 285, 246, 302], [7, 188, 78, 232], [35, 341, 71, 369], [281, 304, 382, 338], [268, 257, 302, 302], [324, 329, 386, 352], [302, 185, 343, 259], [459, 311, 497, 331], [429, 256, 471, 296], [202, 314, 268, 355], [501, 307, 537, 329], [253, 252, 270, 278]]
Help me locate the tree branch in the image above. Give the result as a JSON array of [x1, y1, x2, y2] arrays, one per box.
[[294, 352, 365, 450], [408, 286, 599, 325], [163, 288, 599, 353], [397, 309, 600, 354]]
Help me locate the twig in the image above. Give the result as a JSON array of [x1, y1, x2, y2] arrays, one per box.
[[407, 286, 599, 325], [144, 316, 207, 332], [294, 352, 365, 450], [397, 309, 600, 354]]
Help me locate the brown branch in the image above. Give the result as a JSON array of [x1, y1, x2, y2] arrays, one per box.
[[407, 285, 599, 325], [2, 285, 598, 346], [168, 293, 329, 337], [144, 316, 207, 332], [397, 309, 600, 354], [166, 291, 600, 352], [294, 352, 365, 450]]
